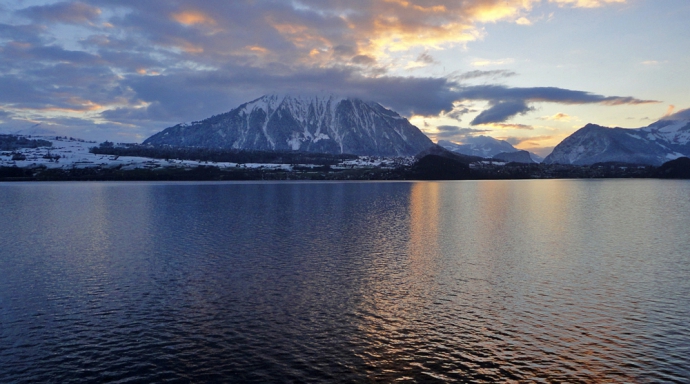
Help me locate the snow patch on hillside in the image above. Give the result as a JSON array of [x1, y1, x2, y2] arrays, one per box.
[[0, 136, 413, 171]]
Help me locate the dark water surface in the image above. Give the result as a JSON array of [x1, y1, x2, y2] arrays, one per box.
[[1, 180, 689, 382]]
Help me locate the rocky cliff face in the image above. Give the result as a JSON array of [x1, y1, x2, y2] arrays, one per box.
[[143, 95, 434, 156]]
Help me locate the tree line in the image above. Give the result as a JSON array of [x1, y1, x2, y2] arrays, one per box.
[[0, 135, 52, 150], [90, 143, 359, 165]]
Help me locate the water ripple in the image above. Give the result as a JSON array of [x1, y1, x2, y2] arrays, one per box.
[[1, 180, 689, 382]]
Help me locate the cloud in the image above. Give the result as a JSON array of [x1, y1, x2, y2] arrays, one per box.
[[0, 109, 11, 121], [539, 112, 573, 121], [471, 58, 515, 67], [0, 23, 46, 44], [17, 2, 101, 24], [443, 103, 476, 121], [488, 123, 535, 130], [0, 0, 637, 141], [471, 100, 534, 125], [549, 0, 626, 8], [454, 70, 517, 81], [428, 125, 490, 142], [662, 105, 675, 118], [663, 107, 690, 121], [416, 51, 436, 65], [498, 135, 554, 146], [456, 85, 657, 124], [437, 125, 488, 135], [404, 51, 437, 70], [456, 85, 657, 105], [100, 66, 465, 121], [171, 10, 217, 27], [516, 17, 532, 25]]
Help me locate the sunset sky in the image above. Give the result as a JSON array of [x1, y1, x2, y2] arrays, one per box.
[[0, 0, 688, 155]]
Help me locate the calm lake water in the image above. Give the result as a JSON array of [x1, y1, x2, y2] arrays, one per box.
[[1, 180, 689, 382]]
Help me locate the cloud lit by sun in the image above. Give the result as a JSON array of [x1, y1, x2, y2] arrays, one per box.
[[3, 0, 685, 154], [171, 10, 216, 26]]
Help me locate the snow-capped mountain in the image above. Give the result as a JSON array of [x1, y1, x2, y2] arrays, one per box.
[[144, 95, 434, 156], [543, 116, 690, 166], [438, 136, 543, 163]]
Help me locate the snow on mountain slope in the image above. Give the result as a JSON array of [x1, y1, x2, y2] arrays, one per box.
[[639, 119, 690, 146], [544, 120, 690, 166], [144, 94, 434, 156], [0, 136, 412, 171]]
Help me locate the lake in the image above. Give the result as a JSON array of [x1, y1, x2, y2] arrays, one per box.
[[1, 180, 689, 382]]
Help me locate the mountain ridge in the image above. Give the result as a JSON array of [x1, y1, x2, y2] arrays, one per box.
[[438, 136, 543, 163], [144, 94, 434, 157], [543, 118, 690, 166]]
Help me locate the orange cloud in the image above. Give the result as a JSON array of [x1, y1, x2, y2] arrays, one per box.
[[663, 105, 675, 118], [540, 112, 574, 121], [512, 134, 569, 150], [382, 0, 447, 13], [224, 0, 629, 69], [247, 45, 269, 54], [467, 0, 535, 23], [22, 99, 105, 113], [171, 10, 216, 26], [136, 68, 160, 76]]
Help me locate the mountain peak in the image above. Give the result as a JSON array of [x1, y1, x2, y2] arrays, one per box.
[[143, 95, 433, 156], [544, 117, 690, 166]]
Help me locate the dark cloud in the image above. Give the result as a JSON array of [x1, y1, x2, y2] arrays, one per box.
[[457, 85, 658, 106], [4, 44, 103, 65], [455, 70, 516, 81], [97, 66, 460, 123], [457, 85, 658, 124], [502, 137, 523, 146], [416, 51, 436, 65], [471, 100, 534, 125], [351, 55, 376, 66], [17, 2, 101, 24], [333, 45, 357, 57], [0, 0, 654, 141], [0, 23, 46, 44], [444, 104, 475, 121], [435, 125, 490, 138]]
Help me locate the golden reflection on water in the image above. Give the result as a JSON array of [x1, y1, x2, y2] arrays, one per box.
[[356, 181, 651, 381], [408, 182, 441, 278], [2, 181, 688, 382]]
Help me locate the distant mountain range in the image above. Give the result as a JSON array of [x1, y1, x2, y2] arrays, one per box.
[[437, 137, 542, 163], [144, 95, 434, 157], [142, 94, 690, 166], [544, 114, 690, 166]]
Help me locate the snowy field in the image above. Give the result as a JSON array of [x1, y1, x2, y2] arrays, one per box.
[[0, 136, 414, 171]]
